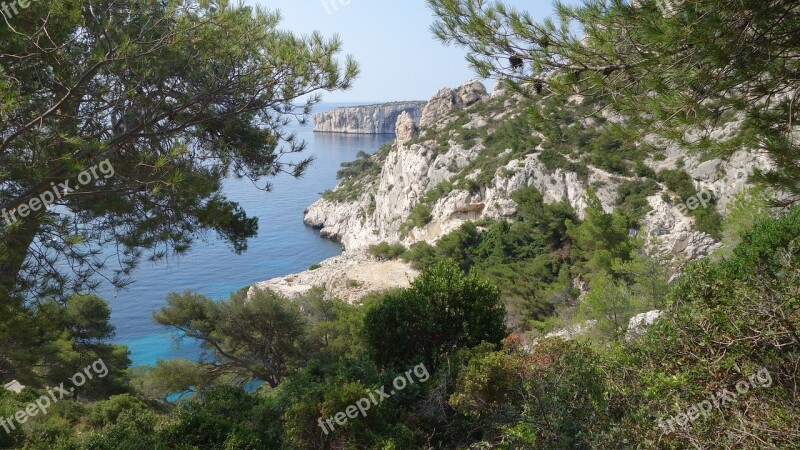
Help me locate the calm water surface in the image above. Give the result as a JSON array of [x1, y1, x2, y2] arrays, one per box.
[[101, 103, 394, 366]]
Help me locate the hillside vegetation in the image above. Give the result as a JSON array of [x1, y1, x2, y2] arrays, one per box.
[[1, 0, 798, 449]]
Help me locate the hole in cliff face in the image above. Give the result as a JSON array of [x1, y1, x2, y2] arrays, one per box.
[[449, 203, 486, 220], [319, 230, 342, 243]]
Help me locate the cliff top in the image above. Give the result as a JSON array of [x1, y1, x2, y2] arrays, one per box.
[[317, 100, 427, 112]]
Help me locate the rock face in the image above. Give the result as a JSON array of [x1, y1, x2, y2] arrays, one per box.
[[304, 80, 768, 261], [626, 310, 663, 340], [395, 111, 419, 146], [313, 101, 426, 134], [419, 80, 488, 128], [543, 320, 597, 341], [2, 380, 25, 394]]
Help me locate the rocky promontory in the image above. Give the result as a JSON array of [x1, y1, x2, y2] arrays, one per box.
[[304, 80, 767, 260], [256, 79, 769, 303], [313, 101, 426, 134]]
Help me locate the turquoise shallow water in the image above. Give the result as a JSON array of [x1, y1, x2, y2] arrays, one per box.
[[100, 104, 394, 367]]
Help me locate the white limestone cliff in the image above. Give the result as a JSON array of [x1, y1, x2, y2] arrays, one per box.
[[259, 80, 769, 301], [313, 101, 426, 134]]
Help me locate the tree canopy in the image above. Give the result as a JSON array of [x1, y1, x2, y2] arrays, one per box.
[[429, 0, 800, 203], [154, 287, 312, 389], [0, 0, 358, 304], [363, 259, 507, 370]]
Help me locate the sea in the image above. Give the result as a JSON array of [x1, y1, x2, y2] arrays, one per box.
[[99, 103, 395, 367]]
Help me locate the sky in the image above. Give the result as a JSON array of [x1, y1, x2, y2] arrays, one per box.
[[249, 0, 579, 103]]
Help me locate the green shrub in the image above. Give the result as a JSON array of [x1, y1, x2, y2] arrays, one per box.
[[363, 260, 507, 370], [658, 169, 723, 237], [91, 394, 150, 427], [0, 391, 26, 448], [323, 142, 395, 203], [399, 203, 433, 235], [658, 169, 696, 200], [539, 148, 589, 180], [160, 386, 262, 449], [420, 181, 454, 206], [401, 242, 438, 269], [321, 179, 361, 203], [336, 155, 379, 180], [450, 339, 608, 449], [692, 202, 723, 238], [345, 279, 363, 288], [401, 188, 580, 323], [447, 209, 800, 449], [615, 178, 660, 221], [585, 132, 640, 175], [367, 242, 407, 260], [634, 161, 657, 178], [594, 207, 800, 447], [456, 177, 481, 194], [716, 186, 772, 259]]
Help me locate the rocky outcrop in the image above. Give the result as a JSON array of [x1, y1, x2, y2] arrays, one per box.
[[304, 80, 768, 262], [395, 111, 419, 146], [626, 310, 663, 340], [419, 80, 488, 129], [249, 251, 417, 303], [313, 101, 426, 134], [543, 320, 597, 341], [3, 380, 24, 394]]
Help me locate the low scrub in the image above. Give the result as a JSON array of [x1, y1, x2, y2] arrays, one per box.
[[367, 241, 407, 260]]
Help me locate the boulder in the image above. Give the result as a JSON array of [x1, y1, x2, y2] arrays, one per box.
[[3, 380, 25, 394], [626, 310, 663, 340]]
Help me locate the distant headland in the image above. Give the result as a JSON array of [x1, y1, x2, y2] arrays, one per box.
[[313, 101, 426, 134]]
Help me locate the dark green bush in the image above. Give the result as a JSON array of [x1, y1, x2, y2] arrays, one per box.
[[658, 169, 723, 237], [658, 169, 696, 200], [399, 203, 433, 235], [615, 178, 660, 221], [363, 260, 507, 370], [159, 386, 263, 449], [539, 148, 590, 179], [367, 242, 407, 260], [90, 394, 150, 427]]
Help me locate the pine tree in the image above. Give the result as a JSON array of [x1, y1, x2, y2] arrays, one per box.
[[429, 0, 800, 202], [0, 1, 358, 304]]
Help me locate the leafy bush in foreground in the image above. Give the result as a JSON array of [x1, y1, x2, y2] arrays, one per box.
[[363, 260, 507, 370]]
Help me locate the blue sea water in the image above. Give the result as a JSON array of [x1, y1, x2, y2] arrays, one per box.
[[100, 103, 394, 367]]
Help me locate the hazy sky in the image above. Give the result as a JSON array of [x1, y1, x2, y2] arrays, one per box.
[[249, 0, 579, 102]]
